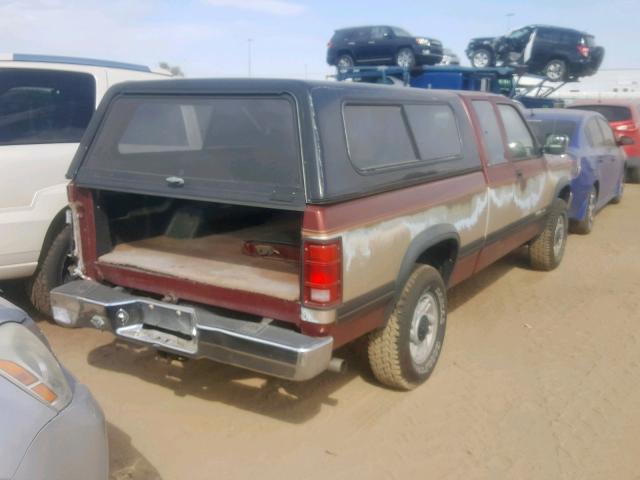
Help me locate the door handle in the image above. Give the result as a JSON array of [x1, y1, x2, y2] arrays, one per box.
[[515, 170, 524, 179], [166, 176, 185, 187], [368, 41, 375, 44]]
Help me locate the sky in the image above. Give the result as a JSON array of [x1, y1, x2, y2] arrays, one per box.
[[1, 0, 638, 79]]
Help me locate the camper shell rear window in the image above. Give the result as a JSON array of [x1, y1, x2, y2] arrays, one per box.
[[78, 94, 304, 208]]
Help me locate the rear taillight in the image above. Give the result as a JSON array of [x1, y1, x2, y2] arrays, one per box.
[[327, 41, 334, 48], [303, 239, 342, 308], [577, 44, 590, 57], [614, 123, 638, 133]]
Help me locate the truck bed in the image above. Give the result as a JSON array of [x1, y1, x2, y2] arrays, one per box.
[[98, 231, 300, 302]]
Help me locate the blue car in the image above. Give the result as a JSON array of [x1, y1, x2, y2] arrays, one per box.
[[526, 108, 627, 234]]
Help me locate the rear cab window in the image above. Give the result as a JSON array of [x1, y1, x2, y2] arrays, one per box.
[[0, 68, 95, 145], [78, 94, 304, 207]]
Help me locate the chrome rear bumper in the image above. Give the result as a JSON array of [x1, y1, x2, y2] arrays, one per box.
[[50, 280, 333, 381]]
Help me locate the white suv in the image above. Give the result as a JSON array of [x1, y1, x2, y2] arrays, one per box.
[[0, 54, 171, 313]]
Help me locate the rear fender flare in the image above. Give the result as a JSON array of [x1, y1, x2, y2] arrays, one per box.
[[394, 224, 460, 299]]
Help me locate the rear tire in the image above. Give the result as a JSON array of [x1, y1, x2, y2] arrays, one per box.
[[29, 225, 74, 317], [611, 178, 624, 204], [471, 48, 493, 68], [368, 265, 447, 390], [529, 199, 568, 271], [336, 54, 354, 68], [544, 59, 567, 82], [570, 187, 596, 234]]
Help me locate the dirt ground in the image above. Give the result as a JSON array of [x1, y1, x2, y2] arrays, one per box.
[[2, 185, 640, 480]]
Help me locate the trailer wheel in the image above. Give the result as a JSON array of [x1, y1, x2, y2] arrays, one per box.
[[368, 265, 447, 390]]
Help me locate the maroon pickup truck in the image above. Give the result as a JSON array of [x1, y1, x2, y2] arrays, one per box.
[[51, 79, 573, 390]]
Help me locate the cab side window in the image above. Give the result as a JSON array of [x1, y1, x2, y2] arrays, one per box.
[[471, 100, 507, 165], [497, 104, 537, 160]]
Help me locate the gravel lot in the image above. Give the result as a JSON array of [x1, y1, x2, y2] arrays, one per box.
[[2, 185, 640, 480]]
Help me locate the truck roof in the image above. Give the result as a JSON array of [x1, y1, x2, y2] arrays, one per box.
[[91, 77, 472, 101], [0, 53, 172, 75], [69, 78, 487, 207]]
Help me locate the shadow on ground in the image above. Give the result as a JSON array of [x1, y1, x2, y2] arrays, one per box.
[[108, 422, 163, 480], [88, 339, 373, 424]]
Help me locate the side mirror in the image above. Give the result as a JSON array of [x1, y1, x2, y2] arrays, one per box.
[[617, 135, 634, 146], [543, 133, 569, 155]]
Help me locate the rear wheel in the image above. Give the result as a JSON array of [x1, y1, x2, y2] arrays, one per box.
[[336, 54, 354, 68], [544, 59, 567, 82], [570, 187, 596, 234], [29, 225, 75, 317], [395, 48, 416, 69], [368, 265, 447, 390], [611, 177, 624, 204], [529, 199, 568, 271], [471, 48, 493, 68]]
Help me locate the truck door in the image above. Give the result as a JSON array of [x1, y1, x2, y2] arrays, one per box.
[[468, 99, 520, 270], [496, 103, 550, 224]]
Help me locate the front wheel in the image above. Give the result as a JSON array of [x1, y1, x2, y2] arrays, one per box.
[[544, 59, 567, 82], [471, 48, 493, 68], [29, 225, 75, 316], [368, 265, 447, 390], [395, 48, 416, 69], [529, 199, 568, 271]]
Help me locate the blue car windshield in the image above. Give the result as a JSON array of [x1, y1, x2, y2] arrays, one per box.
[[528, 119, 577, 145]]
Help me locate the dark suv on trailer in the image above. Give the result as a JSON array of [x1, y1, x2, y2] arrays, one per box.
[[466, 25, 604, 82], [327, 26, 443, 69]]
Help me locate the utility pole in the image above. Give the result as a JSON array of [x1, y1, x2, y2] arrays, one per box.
[[506, 13, 515, 31], [248, 38, 253, 77]]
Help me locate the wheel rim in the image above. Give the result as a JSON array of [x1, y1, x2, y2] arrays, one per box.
[[473, 51, 489, 68], [409, 291, 439, 365], [586, 189, 596, 228], [546, 62, 563, 81], [337, 56, 352, 68], [397, 50, 414, 68], [553, 215, 566, 258]]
